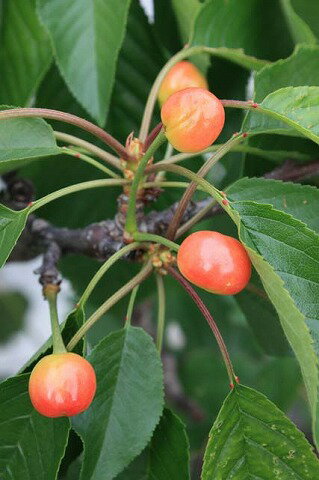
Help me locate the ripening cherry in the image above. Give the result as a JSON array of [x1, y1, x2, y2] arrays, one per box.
[[160, 87, 225, 153], [29, 352, 96, 417], [177, 231, 251, 295], [158, 61, 208, 105]]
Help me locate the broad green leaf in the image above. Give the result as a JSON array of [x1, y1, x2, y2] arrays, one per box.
[[0, 374, 70, 480], [72, 327, 164, 480], [0, 204, 30, 268], [0, 291, 27, 344], [0, 115, 60, 173], [282, 0, 319, 41], [228, 177, 319, 233], [172, 0, 201, 43], [202, 384, 319, 479], [229, 200, 319, 447], [190, 0, 294, 71], [254, 44, 319, 103], [280, 0, 317, 44], [247, 86, 319, 142], [0, 0, 52, 106], [235, 271, 291, 356], [117, 408, 190, 480], [37, 0, 132, 126]]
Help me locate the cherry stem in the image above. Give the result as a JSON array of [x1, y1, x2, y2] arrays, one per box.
[[166, 266, 236, 385], [144, 122, 163, 151], [125, 285, 140, 327], [67, 260, 153, 351], [61, 147, 120, 178], [165, 134, 244, 241], [54, 131, 124, 171], [133, 232, 179, 252], [125, 129, 166, 234], [43, 284, 66, 354], [155, 273, 166, 352], [0, 107, 130, 160]]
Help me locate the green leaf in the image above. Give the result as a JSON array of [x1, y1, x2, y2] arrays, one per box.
[[0, 0, 52, 107], [190, 0, 294, 70], [0, 374, 70, 480], [37, 0, 132, 125], [228, 177, 319, 233], [0, 205, 30, 269], [229, 199, 319, 447], [72, 326, 164, 480], [280, 0, 317, 44], [247, 86, 319, 142], [117, 408, 190, 480], [281, 0, 319, 42], [0, 291, 27, 344], [0, 114, 61, 173], [202, 384, 319, 479]]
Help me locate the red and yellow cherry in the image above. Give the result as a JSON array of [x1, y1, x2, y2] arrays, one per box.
[[160, 87, 225, 153], [29, 352, 96, 417], [177, 231, 251, 295], [158, 61, 208, 106]]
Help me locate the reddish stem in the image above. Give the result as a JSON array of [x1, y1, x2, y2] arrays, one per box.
[[166, 265, 236, 386], [144, 122, 163, 151], [0, 107, 129, 160]]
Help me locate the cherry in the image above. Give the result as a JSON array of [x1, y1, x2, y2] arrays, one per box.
[[158, 61, 208, 105], [29, 352, 96, 417], [177, 231, 251, 295], [160, 87, 225, 153]]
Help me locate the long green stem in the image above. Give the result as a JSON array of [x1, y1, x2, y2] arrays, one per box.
[[54, 131, 123, 171], [30, 178, 128, 213], [133, 232, 179, 252], [165, 134, 243, 240], [155, 142, 174, 182], [155, 273, 166, 352], [61, 147, 120, 178], [0, 107, 130, 160], [125, 285, 140, 327], [44, 285, 66, 354], [176, 199, 217, 238], [67, 260, 153, 351], [125, 130, 166, 234], [78, 242, 141, 308]]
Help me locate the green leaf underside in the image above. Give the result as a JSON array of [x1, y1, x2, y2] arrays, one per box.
[[202, 384, 319, 479], [0, 113, 60, 173], [228, 199, 319, 446], [118, 408, 190, 479], [72, 327, 164, 480], [0, 205, 30, 269], [0, 374, 70, 480], [0, 0, 52, 107], [228, 177, 319, 233], [247, 86, 319, 142], [191, 0, 294, 70], [37, 0, 132, 125]]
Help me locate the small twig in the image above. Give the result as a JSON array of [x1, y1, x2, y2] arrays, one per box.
[[34, 242, 62, 286], [144, 123, 163, 151]]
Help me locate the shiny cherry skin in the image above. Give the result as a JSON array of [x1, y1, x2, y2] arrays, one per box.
[[158, 61, 208, 106], [29, 352, 96, 417], [177, 231, 251, 295], [161, 87, 225, 153]]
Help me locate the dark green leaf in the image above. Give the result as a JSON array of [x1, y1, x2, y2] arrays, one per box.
[[0, 291, 27, 344], [0, 204, 30, 268], [230, 199, 319, 446], [72, 327, 164, 480], [202, 384, 319, 479], [37, 0, 132, 125], [0, 115, 60, 173], [228, 177, 319, 233], [0, 0, 52, 106], [117, 408, 190, 480], [281, 0, 319, 43], [0, 374, 70, 480], [191, 0, 294, 70]]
